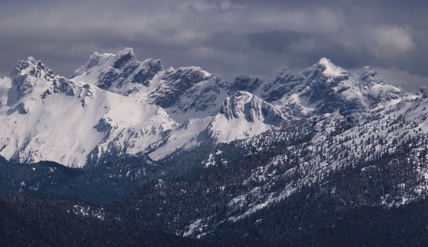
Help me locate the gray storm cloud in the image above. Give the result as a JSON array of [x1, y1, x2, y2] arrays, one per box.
[[0, 0, 427, 91]]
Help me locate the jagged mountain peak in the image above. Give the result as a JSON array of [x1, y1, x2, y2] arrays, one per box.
[[112, 47, 137, 69], [254, 58, 349, 106], [72, 47, 158, 77], [71, 48, 222, 123], [300, 58, 349, 87], [256, 65, 300, 102], [355, 66, 385, 86], [111, 48, 164, 72], [71, 52, 115, 78], [5, 57, 64, 106], [348, 66, 406, 109], [262, 59, 407, 119], [168, 66, 212, 78], [11, 56, 58, 82], [115, 47, 135, 57], [71, 48, 165, 94], [148, 66, 214, 108], [228, 75, 261, 94], [416, 86, 428, 98], [220, 91, 255, 120], [163, 76, 228, 123], [263, 65, 292, 82], [316, 57, 347, 77], [208, 91, 287, 142], [220, 91, 280, 122], [141, 57, 163, 68]]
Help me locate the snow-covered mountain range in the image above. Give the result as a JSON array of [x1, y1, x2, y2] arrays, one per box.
[[0, 47, 412, 168], [5, 48, 428, 243]]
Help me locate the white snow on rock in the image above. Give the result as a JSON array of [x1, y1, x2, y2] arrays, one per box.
[[0, 49, 414, 169], [318, 57, 346, 77], [0, 57, 177, 167], [207, 91, 287, 143]]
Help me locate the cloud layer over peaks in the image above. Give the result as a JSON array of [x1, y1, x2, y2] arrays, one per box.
[[1, 0, 428, 91]]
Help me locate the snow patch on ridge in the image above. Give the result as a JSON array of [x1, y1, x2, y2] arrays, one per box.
[[148, 117, 212, 160], [318, 58, 345, 77], [208, 91, 287, 143]]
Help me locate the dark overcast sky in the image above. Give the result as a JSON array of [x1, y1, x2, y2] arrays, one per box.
[[1, 0, 427, 91]]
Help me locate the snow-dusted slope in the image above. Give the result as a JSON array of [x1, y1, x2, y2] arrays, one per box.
[[236, 91, 428, 213], [0, 49, 416, 168], [0, 57, 176, 168], [149, 91, 289, 160], [0, 51, 269, 166], [71, 48, 164, 97], [207, 91, 288, 143], [72, 48, 225, 123], [254, 65, 301, 102], [182, 91, 428, 238], [147, 117, 213, 160], [255, 58, 406, 119], [164, 76, 229, 123]]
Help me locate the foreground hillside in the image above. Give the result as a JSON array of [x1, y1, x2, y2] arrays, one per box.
[[1, 189, 428, 246]]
